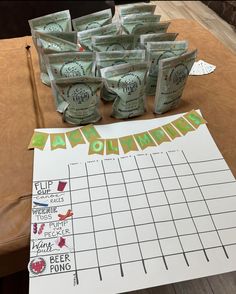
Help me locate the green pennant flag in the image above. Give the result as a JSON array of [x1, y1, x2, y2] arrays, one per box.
[[184, 110, 207, 128], [149, 127, 170, 145], [119, 135, 139, 154], [66, 129, 85, 148], [50, 133, 66, 150], [162, 123, 181, 140], [28, 132, 49, 150], [172, 117, 194, 135], [134, 132, 156, 150], [80, 124, 101, 142], [106, 139, 119, 155], [88, 139, 105, 155]]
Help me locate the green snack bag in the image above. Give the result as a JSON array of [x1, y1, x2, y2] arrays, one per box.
[[35, 32, 78, 86], [29, 10, 72, 46], [52, 77, 103, 125], [92, 34, 139, 52], [146, 41, 188, 95], [119, 3, 156, 17], [72, 9, 112, 31], [140, 33, 178, 48], [96, 50, 146, 102], [33, 31, 77, 79], [46, 52, 95, 112], [78, 22, 120, 51], [46, 52, 94, 79], [132, 21, 170, 35], [28, 10, 71, 32], [29, 10, 72, 57], [121, 14, 161, 35], [154, 49, 197, 114], [101, 63, 148, 118]]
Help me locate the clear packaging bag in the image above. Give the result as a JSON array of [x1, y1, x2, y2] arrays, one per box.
[[29, 10, 72, 36], [35, 31, 78, 86], [119, 3, 156, 17], [121, 14, 161, 34], [154, 49, 197, 114], [78, 22, 120, 51], [101, 63, 148, 118], [96, 50, 146, 102], [46, 51, 95, 80], [51, 76, 103, 125], [72, 9, 112, 31], [146, 41, 188, 95], [131, 21, 170, 35], [92, 34, 139, 52], [140, 32, 178, 48], [46, 52, 95, 111]]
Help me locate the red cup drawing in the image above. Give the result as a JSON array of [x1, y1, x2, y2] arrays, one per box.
[[57, 181, 67, 191]]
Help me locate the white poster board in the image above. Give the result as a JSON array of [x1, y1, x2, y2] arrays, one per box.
[[29, 111, 236, 294]]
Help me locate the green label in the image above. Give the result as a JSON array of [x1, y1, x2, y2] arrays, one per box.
[[134, 132, 156, 150]]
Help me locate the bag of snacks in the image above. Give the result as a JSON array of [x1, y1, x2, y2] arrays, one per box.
[[146, 41, 188, 95], [121, 14, 161, 34], [78, 22, 120, 51], [29, 10, 72, 40], [154, 49, 197, 114], [101, 63, 148, 118], [96, 50, 146, 101], [46, 52, 95, 111], [46, 51, 95, 80], [119, 3, 156, 17], [35, 31, 78, 85], [131, 21, 170, 35], [92, 34, 139, 52], [51, 77, 103, 124], [72, 9, 112, 31], [140, 32, 178, 48]]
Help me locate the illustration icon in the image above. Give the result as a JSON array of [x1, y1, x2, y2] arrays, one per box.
[[57, 181, 67, 192], [58, 209, 73, 220], [29, 257, 46, 275]]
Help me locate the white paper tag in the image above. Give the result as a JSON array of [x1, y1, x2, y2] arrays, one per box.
[[190, 59, 216, 75]]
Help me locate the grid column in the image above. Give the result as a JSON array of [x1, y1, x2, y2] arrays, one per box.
[[150, 153, 189, 266], [166, 152, 209, 262], [181, 151, 229, 258]]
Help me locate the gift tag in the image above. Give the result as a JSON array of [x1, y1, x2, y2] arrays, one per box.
[[190, 59, 216, 75]]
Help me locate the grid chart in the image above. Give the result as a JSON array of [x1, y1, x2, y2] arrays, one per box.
[[30, 150, 236, 289]]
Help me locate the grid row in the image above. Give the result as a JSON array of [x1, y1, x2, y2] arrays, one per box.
[[70, 182, 236, 202], [74, 215, 216, 235], [70, 195, 236, 219], [69, 153, 227, 178], [73, 224, 235, 249], [31, 228, 234, 260], [71, 232, 233, 268], [70, 170, 233, 191]]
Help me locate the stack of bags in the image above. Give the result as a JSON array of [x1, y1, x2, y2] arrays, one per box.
[[28, 3, 197, 125]]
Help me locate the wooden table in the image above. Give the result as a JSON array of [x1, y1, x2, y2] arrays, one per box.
[[0, 18, 236, 293]]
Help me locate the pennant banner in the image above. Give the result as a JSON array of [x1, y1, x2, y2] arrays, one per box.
[[28, 132, 49, 150], [184, 110, 207, 128], [50, 133, 66, 150], [106, 139, 119, 155], [80, 124, 101, 142], [28, 110, 206, 154], [134, 132, 156, 150], [88, 139, 105, 155], [149, 127, 170, 145], [172, 117, 194, 135], [119, 135, 139, 154], [162, 123, 181, 140], [66, 129, 85, 148]]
